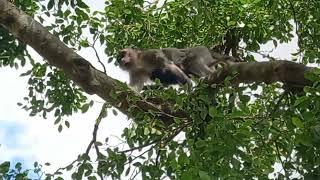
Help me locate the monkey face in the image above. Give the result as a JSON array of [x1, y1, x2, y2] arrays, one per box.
[[117, 48, 137, 70]]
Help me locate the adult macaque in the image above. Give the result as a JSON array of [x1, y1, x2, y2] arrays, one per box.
[[117, 46, 236, 90], [162, 46, 218, 77], [117, 48, 192, 91]]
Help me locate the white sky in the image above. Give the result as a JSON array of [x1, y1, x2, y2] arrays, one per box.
[[0, 0, 304, 179]]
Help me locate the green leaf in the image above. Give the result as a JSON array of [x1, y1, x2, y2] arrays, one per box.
[[0, 161, 10, 174], [144, 127, 150, 135], [45, 162, 51, 166], [178, 153, 189, 165], [77, 1, 89, 9], [181, 172, 193, 180], [112, 109, 118, 116], [124, 9, 132, 14], [58, 124, 63, 132], [15, 162, 22, 170], [65, 121, 70, 128], [54, 117, 61, 125], [305, 71, 320, 82], [273, 39, 278, 48], [99, 35, 105, 45], [292, 117, 304, 129], [296, 134, 312, 147], [47, 0, 55, 10], [66, 164, 73, 171], [20, 70, 32, 76], [33, 161, 38, 168], [240, 94, 251, 103], [132, 162, 141, 167], [199, 171, 210, 180], [208, 106, 217, 118], [125, 167, 130, 176], [80, 40, 90, 47], [88, 176, 97, 180], [294, 96, 308, 107], [81, 103, 90, 113]]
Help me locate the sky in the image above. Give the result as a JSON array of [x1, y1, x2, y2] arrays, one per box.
[[0, 0, 302, 179]]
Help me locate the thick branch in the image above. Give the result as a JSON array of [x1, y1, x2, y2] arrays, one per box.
[[207, 60, 313, 87]]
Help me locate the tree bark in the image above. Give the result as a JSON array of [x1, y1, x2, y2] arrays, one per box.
[[206, 60, 313, 88]]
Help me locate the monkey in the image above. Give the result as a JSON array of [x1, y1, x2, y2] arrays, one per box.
[[117, 46, 237, 91], [117, 48, 192, 91], [162, 46, 219, 77], [159, 46, 239, 87], [209, 47, 238, 65]]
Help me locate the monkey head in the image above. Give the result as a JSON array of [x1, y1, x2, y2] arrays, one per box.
[[117, 48, 140, 70]]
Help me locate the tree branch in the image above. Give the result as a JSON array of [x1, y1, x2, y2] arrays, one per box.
[[206, 60, 313, 88], [85, 103, 107, 157], [91, 32, 106, 73]]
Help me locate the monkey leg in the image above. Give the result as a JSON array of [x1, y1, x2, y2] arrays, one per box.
[[187, 60, 214, 77]]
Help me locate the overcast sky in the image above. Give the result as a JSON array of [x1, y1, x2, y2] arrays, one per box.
[[0, 0, 301, 179]]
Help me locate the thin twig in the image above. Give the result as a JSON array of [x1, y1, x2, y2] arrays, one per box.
[[52, 159, 78, 175], [141, 98, 189, 121], [119, 139, 160, 153], [129, 168, 141, 180], [155, 150, 161, 166], [245, 48, 279, 61], [129, 146, 153, 164], [251, 127, 271, 154], [287, 0, 299, 45], [91, 32, 106, 73], [52, 103, 107, 177], [120, 120, 191, 154], [269, 92, 287, 118], [275, 141, 290, 178], [85, 103, 108, 156]]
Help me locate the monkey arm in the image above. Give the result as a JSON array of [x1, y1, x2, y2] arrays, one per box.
[[166, 63, 192, 85], [129, 72, 149, 91]]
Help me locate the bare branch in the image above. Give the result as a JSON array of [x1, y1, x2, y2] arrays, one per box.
[[91, 32, 106, 73], [119, 139, 159, 153], [52, 159, 78, 176], [85, 103, 108, 157], [275, 141, 290, 178]]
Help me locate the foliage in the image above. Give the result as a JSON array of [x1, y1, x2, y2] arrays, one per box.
[[0, 0, 38, 68], [1, 0, 320, 179], [0, 161, 44, 179]]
